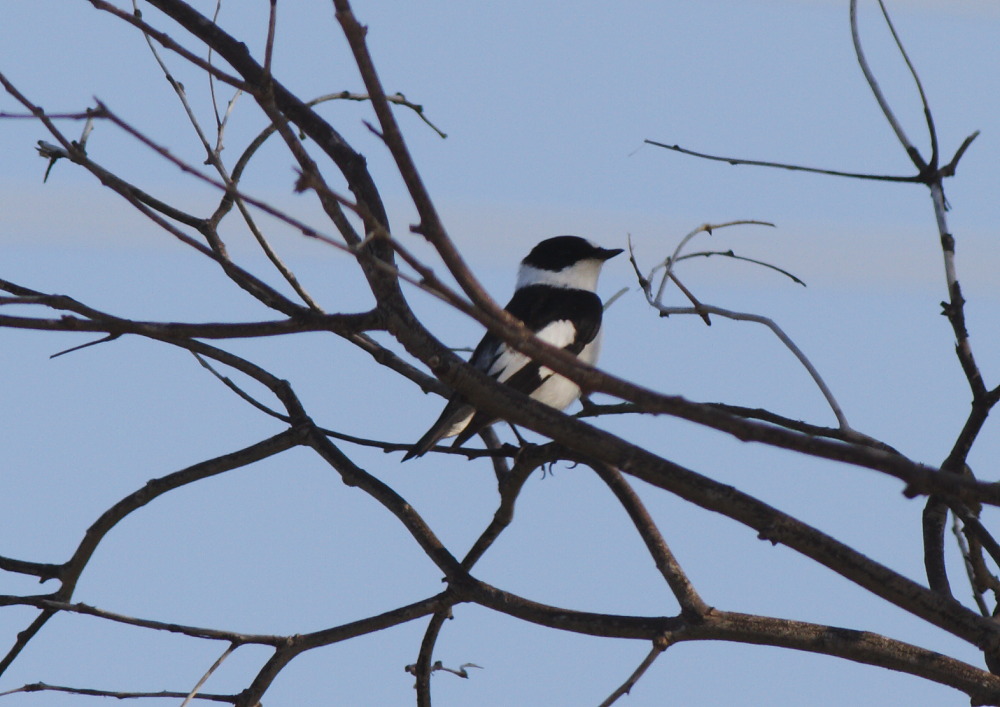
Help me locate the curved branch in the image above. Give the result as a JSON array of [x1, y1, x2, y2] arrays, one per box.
[[236, 593, 452, 707], [849, 0, 926, 171], [692, 610, 1000, 705], [58, 429, 304, 598], [874, 0, 937, 168]]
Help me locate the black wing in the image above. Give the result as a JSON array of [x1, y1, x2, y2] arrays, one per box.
[[404, 285, 603, 459], [452, 285, 603, 447]]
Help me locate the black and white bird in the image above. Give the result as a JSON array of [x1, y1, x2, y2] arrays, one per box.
[[403, 235, 622, 460]]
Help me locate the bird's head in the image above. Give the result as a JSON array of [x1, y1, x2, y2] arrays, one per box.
[[516, 235, 623, 291]]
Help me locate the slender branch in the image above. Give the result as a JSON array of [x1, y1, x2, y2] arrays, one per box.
[[630, 231, 850, 430], [689, 610, 1000, 705], [304, 430, 463, 578], [591, 462, 708, 617], [87, 0, 250, 91], [0, 556, 61, 582], [414, 444, 552, 705], [333, 0, 496, 315], [414, 611, 452, 707], [923, 498, 952, 597], [676, 249, 806, 286], [190, 352, 290, 421], [235, 592, 452, 707], [0, 296, 380, 341], [1, 598, 284, 646], [597, 637, 672, 707], [941, 131, 980, 177], [181, 643, 237, 707], [206, 0, 228, 150], [0, 682, 235, 703], [849, 0, 926, 171], [0, 611, 54, 677], [653, 220, 774, 296], [455, 576, 1000, 704], [0, 110, 99, 120], [654, 302, 850, 429], [0, 75, 302, 315], [54, 429, 304, 599], [315, 91, 448, 138], [952, 514, 992, 617], [262, 0, 277, 80], [875, 0, 937, 168], [644, 140, 921, 182]]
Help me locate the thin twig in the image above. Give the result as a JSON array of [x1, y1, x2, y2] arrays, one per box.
[[0, 682, 235, 703], [413, 445, 552, 705], [313, 91, 447, 138], [0, 75, 300, 315], [951, 514, 991, 616], [207, 0, 224, 130], [262, 0, 277, 81], [130, 6, 321, 310], [203, 0, 243, 159], [630, 231, 850, 430], [181, 643, 237, 707], [591, 463, 707, 617], [91, 1, 249, 91], [644, 140, 921, 182], [875, 0, 937, 167], [4, 597, 284, 646], [659, 303, 850, 430], [849, 0, 926, 171], [597, 637, 672, 707], [190, 351, 291, 421], [677, 249, 807, 286], [650, 220, 774, 298]]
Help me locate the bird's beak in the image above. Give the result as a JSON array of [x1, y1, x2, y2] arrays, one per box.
[[597, 247, 624, 261]]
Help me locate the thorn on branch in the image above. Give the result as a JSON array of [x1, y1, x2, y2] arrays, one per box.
[[50, 334, 121, 359], [363, 119, 384, 141]]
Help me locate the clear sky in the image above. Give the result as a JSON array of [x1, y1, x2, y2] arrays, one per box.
[[2, 1, 1000, 705]]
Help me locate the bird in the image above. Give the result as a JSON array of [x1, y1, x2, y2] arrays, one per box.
[[403, 235, 622, 460]]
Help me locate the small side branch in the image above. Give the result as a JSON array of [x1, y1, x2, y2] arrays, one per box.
[[629, 228, 851, 431], [591, 462, 708, 618], [849, 0, 926, 171], [0, 682, 235, 703], [597, 636, 673, 707], [644, 140, 921, 183], [413, 444, 554, 706]]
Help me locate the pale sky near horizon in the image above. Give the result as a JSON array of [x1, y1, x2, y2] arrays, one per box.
[[2, 2, 1000, 705]]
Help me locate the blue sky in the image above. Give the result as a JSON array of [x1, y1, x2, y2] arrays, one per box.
[[2, 1, 1000, 705]]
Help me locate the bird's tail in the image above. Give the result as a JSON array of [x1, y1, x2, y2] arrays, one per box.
[[401, 399, 474, 461], [402, 425, 446, 461]]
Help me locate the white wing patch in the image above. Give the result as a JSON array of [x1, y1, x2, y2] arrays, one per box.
[[486, 319, 578, 384]]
